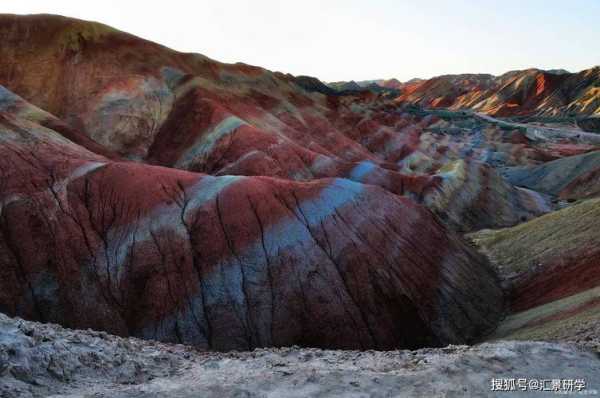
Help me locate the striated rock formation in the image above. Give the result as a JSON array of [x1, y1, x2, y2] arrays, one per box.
[[1, 13, 599, 357], [503, 150, 600, 198], [560, 167, 600, 200], [395, 68, 600, 117], [470, 198, 600, 341], [3, 11, 600, 398], [0, 14, 550, 233], [0, 84, 504, 350]]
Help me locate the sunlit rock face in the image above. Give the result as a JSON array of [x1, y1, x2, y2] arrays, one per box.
[[394, 67, 600, 117]]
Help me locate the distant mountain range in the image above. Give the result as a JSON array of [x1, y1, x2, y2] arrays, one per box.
[[324, 68, 600, 117]]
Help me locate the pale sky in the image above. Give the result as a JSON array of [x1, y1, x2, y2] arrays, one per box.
[[4, 0, 600, 82]]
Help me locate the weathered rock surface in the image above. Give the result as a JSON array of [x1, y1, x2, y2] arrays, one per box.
[[0, 88, 504, 351], [1, 313, 599, 398], [0, 14, 552, 232], [0, 313, 190, 398], [503, 150, 600, 198], [1, 13, 600, 380], [395, 67, 600, 117], [470, 198, 600, 342]]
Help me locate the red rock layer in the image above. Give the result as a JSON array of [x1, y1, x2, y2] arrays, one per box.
[[0, 15, 550, 232], [0, 101, 504, 350], [395, 68, 600, 117]]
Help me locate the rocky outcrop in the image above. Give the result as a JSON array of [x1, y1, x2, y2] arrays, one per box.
[[578, 116, 600, 133], [395, 67, 600, 117], [4, 15, 600, 398], [0, 92, 504, 351], [560, 168, 600, 200], [1, 313, 599, 398], [0, 14, 550, 232], [469, 198, 600, 341], [503, 150, 600, 197], [293, 75, 339, 96], [0, 313, 190, 398], [470, 198, 600, 309], [2, 13, 599, 356]]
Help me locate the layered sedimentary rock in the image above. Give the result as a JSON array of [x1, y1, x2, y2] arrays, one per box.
[[504, 150, 600, 198], [560, 168, 600, 200], [0, 90, 504, 350], [395, 67, 600, 117], [470, 198, 600, 341], [1, 13, 598, 354], [0, 14, 549, 232]]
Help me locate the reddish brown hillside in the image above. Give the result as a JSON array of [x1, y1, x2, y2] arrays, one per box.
[[0, 15, 512, 350], [395, 68, 600, 117]]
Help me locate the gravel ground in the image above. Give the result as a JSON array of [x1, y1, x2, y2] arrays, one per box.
[[1, 313, 599, 398]]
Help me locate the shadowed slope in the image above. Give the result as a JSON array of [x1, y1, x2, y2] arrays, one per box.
[[503, 150, 600, 197], [470, 199, 600, 341], [0, 92, 504, 350]]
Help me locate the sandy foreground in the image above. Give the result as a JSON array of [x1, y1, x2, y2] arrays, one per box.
[[1, 313, 599, 398]]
